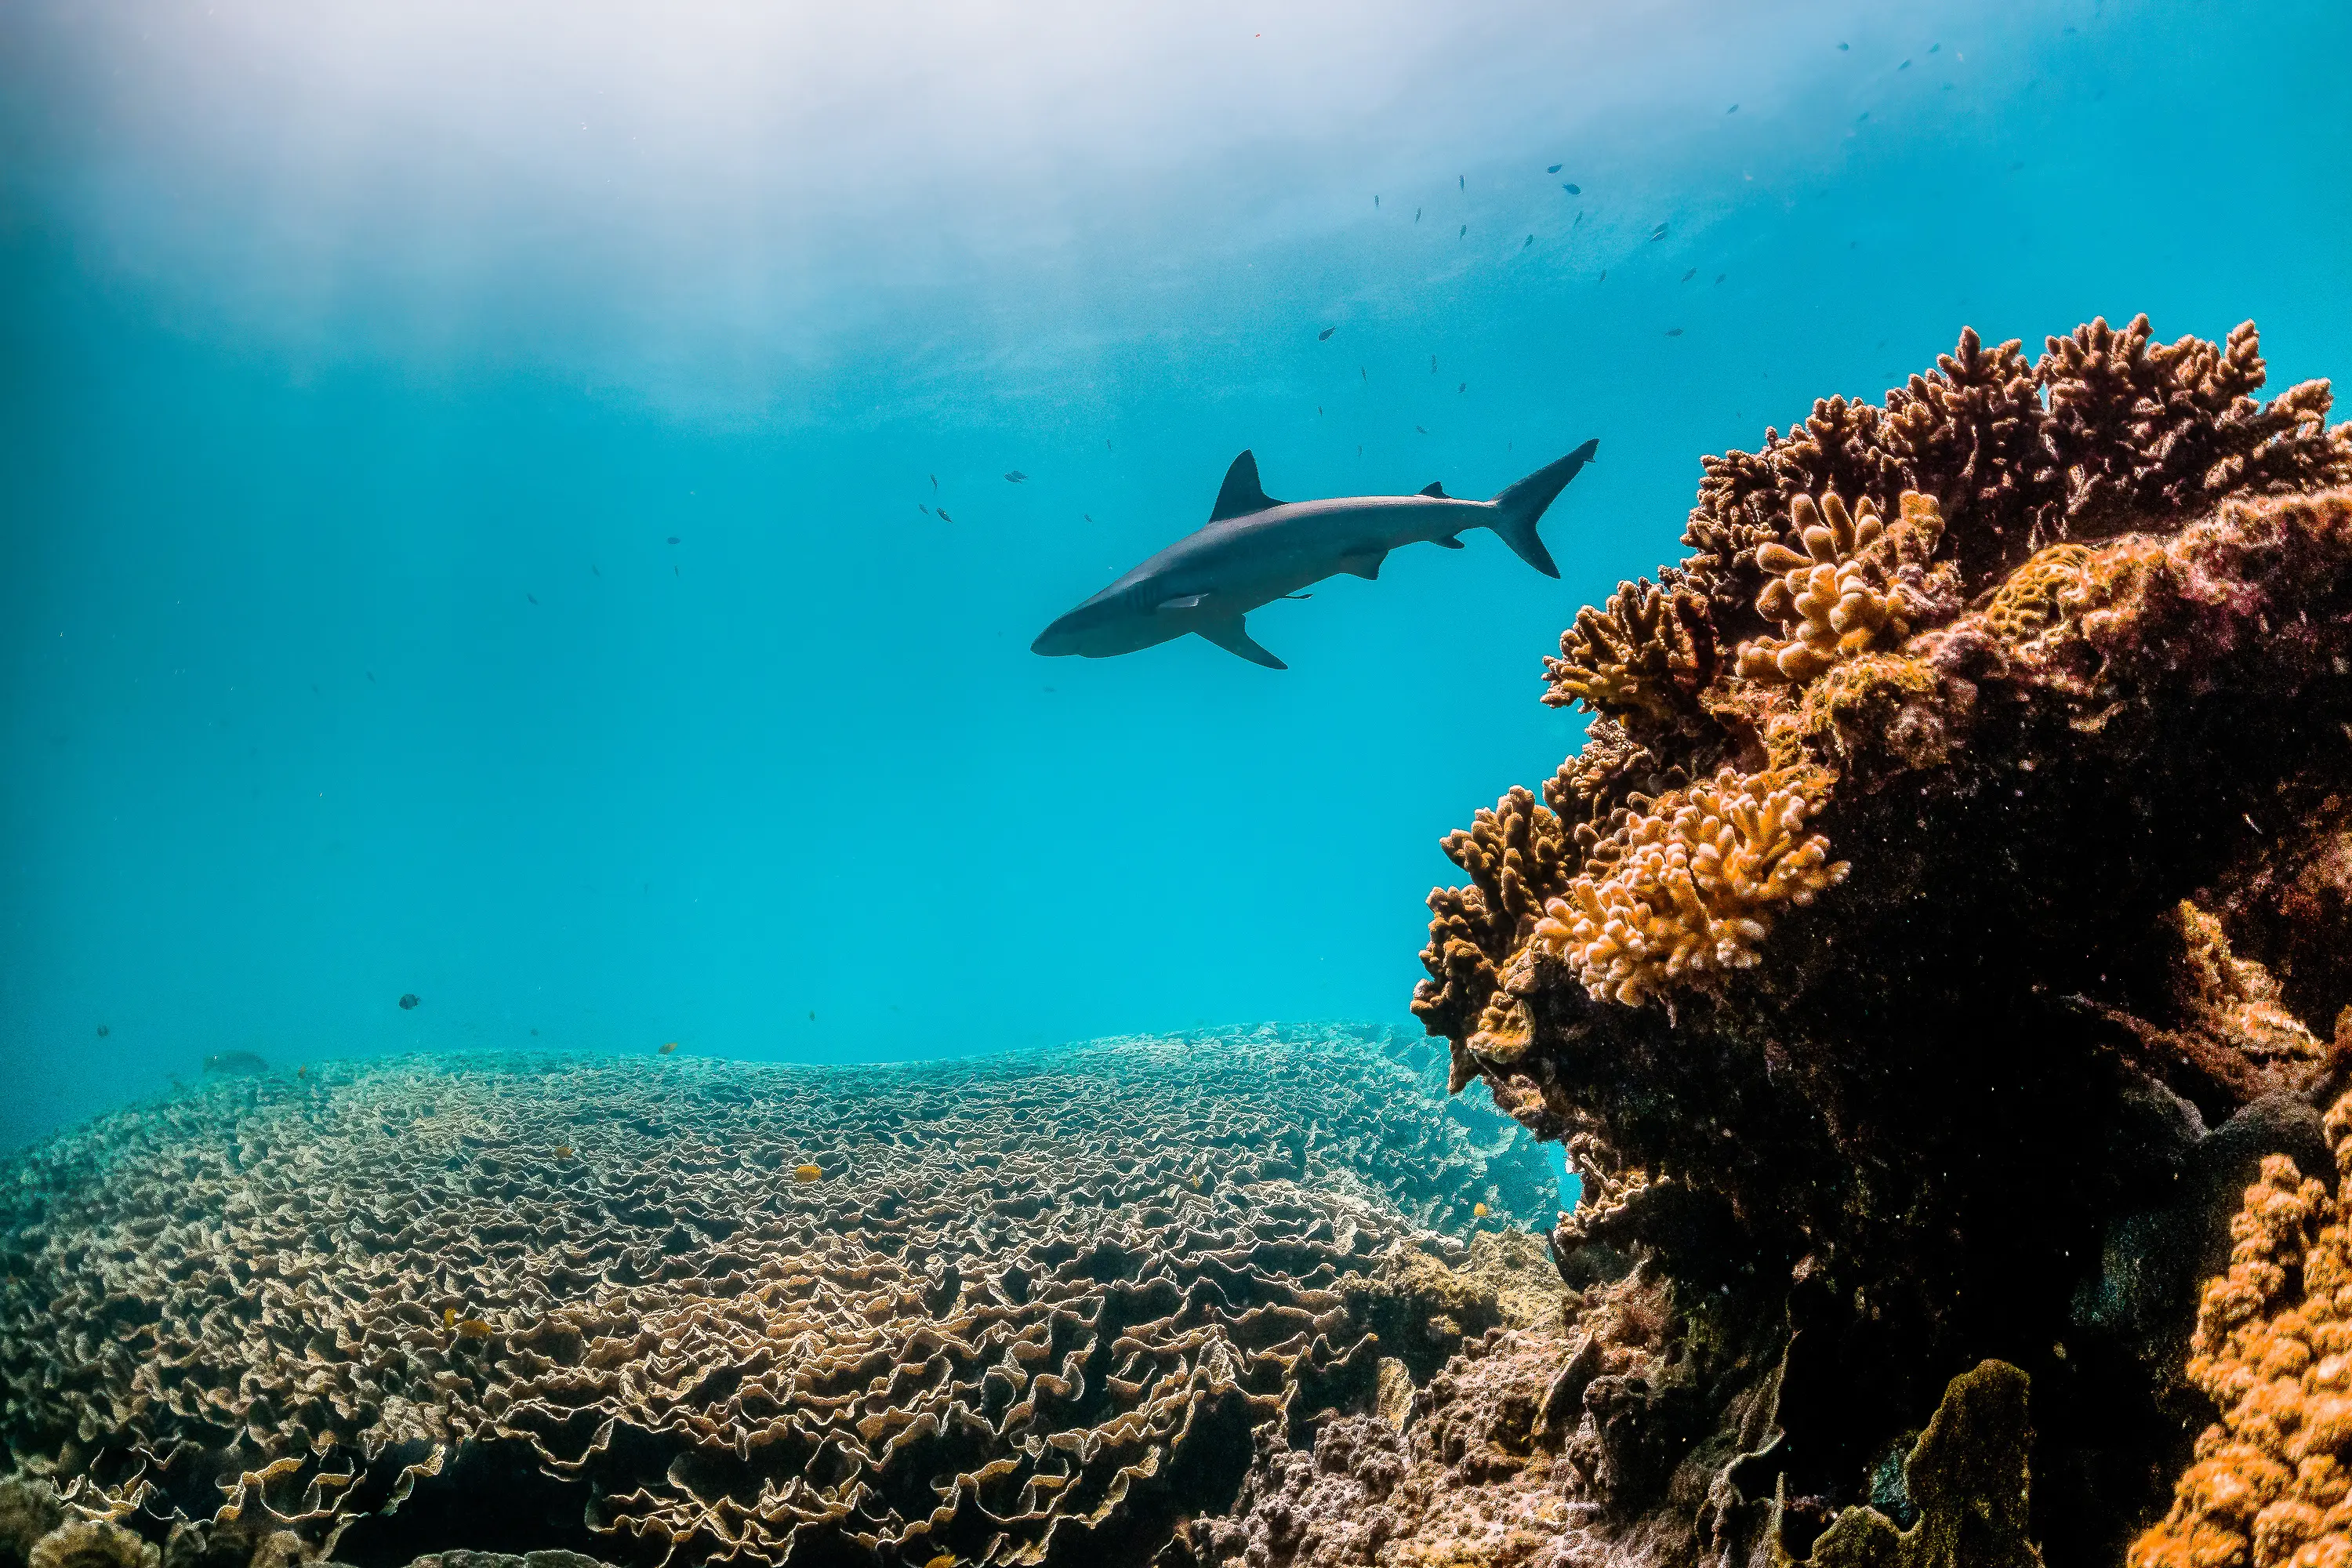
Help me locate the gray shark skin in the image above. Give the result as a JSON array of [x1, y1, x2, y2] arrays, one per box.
[[1031, 437, 1599, 669]]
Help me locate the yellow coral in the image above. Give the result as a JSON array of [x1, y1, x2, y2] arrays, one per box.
[[2131, 1089, 2352, 1568], [1980, 542, 2095, 643], [1530, 765, 1849, 1007], [1737, 492, 1949, 684]]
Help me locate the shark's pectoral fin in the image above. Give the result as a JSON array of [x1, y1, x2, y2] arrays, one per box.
[[1419, 481, 1448, 497], [1156, 593, 1206, 611], [1197, 618, 1286, 670], [1338, 549, 1389, 579], [1432, 535, 1465, 549]]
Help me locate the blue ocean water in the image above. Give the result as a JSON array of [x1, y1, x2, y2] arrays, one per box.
[[1, 0, 2346, 1153]]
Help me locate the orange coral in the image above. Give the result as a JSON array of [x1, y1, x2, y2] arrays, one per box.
[[2130, 1091, 2352, 1568], [1531, 765, 1848, 1007], [1735, 491, 1954, 684]]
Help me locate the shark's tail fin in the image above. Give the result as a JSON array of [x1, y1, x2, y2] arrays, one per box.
[[1486, 437, 1599, 578]]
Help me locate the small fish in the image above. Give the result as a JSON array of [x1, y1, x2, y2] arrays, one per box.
[[1666, 327, 1685, 337], [1838, 41, 1849, 49], [443, 1308, 456, 1329], [1547, 163, 1562, 173], [554, 1144, 572, 1159], [1857, 110, 1871, 122], [659, 1040, 679, 1054], [296, 1065, 307, 1078], [1726, 103, 1739, 113], [95, 1024, 108, 1037], [1457, 382, 1466, 393], [1414, 207, 1421, 223], [936, 509, 953, 523], [930, 474, 938, 490], [1457, 224, 1465, 238], [1523, 234, 1533, 248], [1681, 267, 1697, 282], [1717, 273, 1726, 283], [1649, 223, 1668, 240], [1929, 42, 1940, 52], [591, 564, 601, 576], [1898, 58, 1911, 69], [666, 535, 680, 544], [1083, 514, 1094, 522], [204, 1051, 268, 1076], [794, 1163, 823, 1183], [1414, 425, 1428, 434], [366, 672, 376, 682], [1429, 354, 1437, 372], [1317, 326, 1335, 341], [526, 593, 539, 605], [398, 993, 420, 1010], [1374, 194, 1379, 207], [1359, 366, 1367, 382], [1473, 1202, 1489, 1218], [1598, 270, 1606, 282], [808, 1011, 815, 1020], [529, 1027, 539, 1035], [1572, 210, 1584, 229], [455, 1318, 494, 1340], [918, 503, 930, 515], [1561, 183, 1581, 194], [1004, 471, 1027, 484], [1457, 175, 1464, 189]]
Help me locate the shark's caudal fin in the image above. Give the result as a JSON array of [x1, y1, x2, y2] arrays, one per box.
[[1486, 437, 1599, 578], [1210, 452, 1283, 521], [1196, 618, 1286, 669]]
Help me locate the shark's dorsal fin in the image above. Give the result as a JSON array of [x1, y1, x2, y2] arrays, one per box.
[[1419, 481, 1447, 498], [1210, 452, 1281, 521]]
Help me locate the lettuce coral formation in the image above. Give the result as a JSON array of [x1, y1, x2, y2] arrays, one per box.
[[0, 1027, 1554, 1568], [1409, 314, 2352, 1562]]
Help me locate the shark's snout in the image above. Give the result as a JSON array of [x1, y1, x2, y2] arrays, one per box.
[[1030, 622, 1078, 657]]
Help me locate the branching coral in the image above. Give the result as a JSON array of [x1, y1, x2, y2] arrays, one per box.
[[1542, 576, 1721, 730], [1416, 788, 1577, 1087], [1531, 766, 1847, 1007], [1735, 492, 1956, 685], [2127, 1094, 2352, 1568]]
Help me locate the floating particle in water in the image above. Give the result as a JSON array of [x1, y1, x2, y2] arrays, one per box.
[[442, 1308, 456, 1329], [1004, 471, 1027, 483], [1682, 267, 1697, 282], [1317, 326, 1335, 341], [529, 1027, 539, 1036], [398, 993, 419, 1010], [666, 535, 680, 544], [1666, 327, 1685, 337], [590, 564, 600, 576], [1547, 163, 1562, 173], [1838, 41, 1849, 49], [659, 1041, 679, 1055], [366, 672, 375, 682], [95, 1024, 108, 1037], [794, 1163, 823, 1183], [1562, 183, 1581, 194]]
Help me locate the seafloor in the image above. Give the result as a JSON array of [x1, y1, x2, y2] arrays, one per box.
[[0, 1025, 1559, 1568]]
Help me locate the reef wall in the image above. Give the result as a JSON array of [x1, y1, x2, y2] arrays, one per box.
[[0, 1026, 1555, 1568], [1404, 315, 2352, 1564]]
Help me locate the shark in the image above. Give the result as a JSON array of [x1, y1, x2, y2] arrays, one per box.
[[1030, 437, 1598, 669]]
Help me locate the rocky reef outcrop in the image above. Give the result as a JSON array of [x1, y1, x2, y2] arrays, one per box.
[[1400, 315, 2352, 1563], [0, 1026, 1555, 1568]]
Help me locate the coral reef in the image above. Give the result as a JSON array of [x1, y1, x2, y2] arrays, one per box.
[[0, 1027, 1555, 1568], [1406, 315, 2352, 1562]]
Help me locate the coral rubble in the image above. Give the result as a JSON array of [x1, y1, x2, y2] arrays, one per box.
[[0, 1027, 1554, 1568], [1405, 315, 2352, 1562]]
